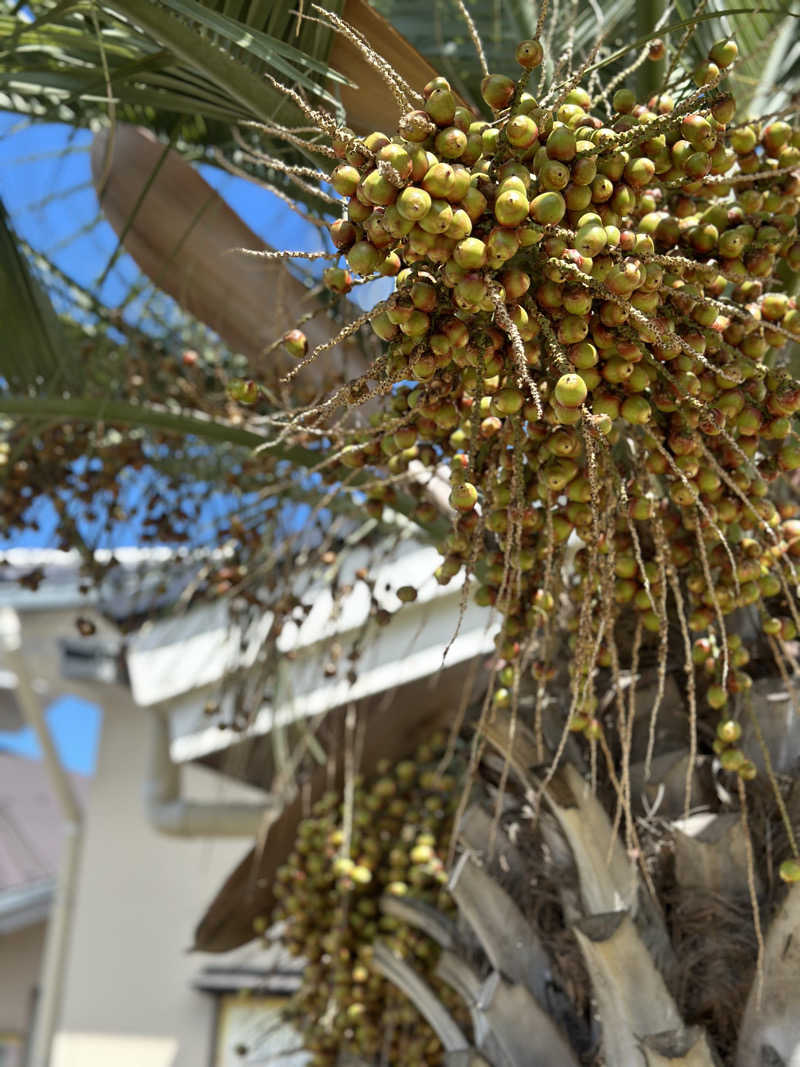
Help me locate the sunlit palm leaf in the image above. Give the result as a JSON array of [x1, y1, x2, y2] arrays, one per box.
[[0, 0, 341, 137]]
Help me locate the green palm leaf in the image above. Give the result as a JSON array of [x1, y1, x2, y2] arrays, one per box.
[[0, 198, 75, 390], [0, 0, 344, 138]]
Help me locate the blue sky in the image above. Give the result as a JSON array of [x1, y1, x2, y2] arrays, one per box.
[[0, 695, 101, 776], [0, 114, 326, 308], [1, 113, 378, 774], [0, 113, 391, 553]]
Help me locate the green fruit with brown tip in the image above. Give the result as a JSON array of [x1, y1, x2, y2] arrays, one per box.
[[453, 237, 487, 269], [362, 169, 397, 206], [418, 198, 454, 234], [283, 329, 308, 359], [347, 240, 381, 275], [323, 267, 353, 294], [499, 174, 527, 195], [554, 372, 588, 408], [621, 395, 652, 425], [693, 60, 720, 87], [364, 130, 390, 153], [541, 456, 579, 489], [347, 197, 371, 224], [494, 188, 529, 226], [624, 156, 655, 187], [763, 121, 792, 155], [565, 182, 592, 211], [539, 158, 570, 190], [709, 37, 738, 68], [711, 95, 736, 124], [491, 386, 524, 415], [410, 352, 436, 379], [500, 266, 531, 300], [377, 141, 412, 178], [682, 114, 715, 148], [719, 748, 745, 772], [530, 191, 566, 224], [461, 185, 488, 222], [546, 125, 576, 161], [717, 719, 742, 744], [778, 444, 800, 472], [506, 114, 538, 148], [449, 482, 478, 511], [227, 378, 259, 404], [331, 164, 360, 197], [447, 165, 472, 202], [423, 75, 450, 98], [401, 309, 431, 338], [482, 127, 500, 155], [613, 88, 636, 113], [481, 74, 516, 110], [445, 208, 472, 240], [574, 222, 607, 257], [569, 341, 598, 369], [379, 251, 401, 276], [707, 684, 728, 709], [425, 87, 456, 126], [396, 185, 432, 221], [486, 227, 520, 265], [779, 859, 800, 883], [422, 161, 455, 198], [329, 218, 358, 250], [435, 127, 468, 159], [515, 38, 544, 69]]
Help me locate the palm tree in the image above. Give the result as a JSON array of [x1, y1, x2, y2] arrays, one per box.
[[2, 1, 800, 1063]]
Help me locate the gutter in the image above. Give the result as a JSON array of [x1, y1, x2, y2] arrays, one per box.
[[0, 879, 55, 936], [144, 708, 274, 837], [0, 607, 83, 1067]]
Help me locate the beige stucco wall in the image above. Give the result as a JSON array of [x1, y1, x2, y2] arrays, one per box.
[[52, 688, 269, 1067], [0, 919, 45, 1035]]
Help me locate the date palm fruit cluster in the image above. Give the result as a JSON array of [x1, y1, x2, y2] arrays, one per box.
[[271, 734, 465, 1065], [316, 33, 800, 769]]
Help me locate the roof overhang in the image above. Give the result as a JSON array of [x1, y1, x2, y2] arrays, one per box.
[[0, 878, 54, 934], [125, 543, 497, 763], [193, 939, 302, 994], [0, 541, 498, 768]]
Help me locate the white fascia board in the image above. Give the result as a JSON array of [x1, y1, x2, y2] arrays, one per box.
[[127, 601, 276, 707], [0, 879, 54, 934], [169, 591, 497, 762], [274, 544, 454, 650], [127, 543, 470, 709], [0, 547, 179, 612]]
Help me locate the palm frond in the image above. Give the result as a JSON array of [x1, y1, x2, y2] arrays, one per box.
[[0, 0, 343, 137], [0, 197, 77, 390]]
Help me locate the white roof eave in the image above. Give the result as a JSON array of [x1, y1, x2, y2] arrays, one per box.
[[0, 878, 54, 934], [168, 590, 497, 762], [126, 543, 491, 711]]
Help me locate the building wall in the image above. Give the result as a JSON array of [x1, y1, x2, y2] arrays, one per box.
[[0, 919, 45, 1036], [52, 688, 269, 1067]]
